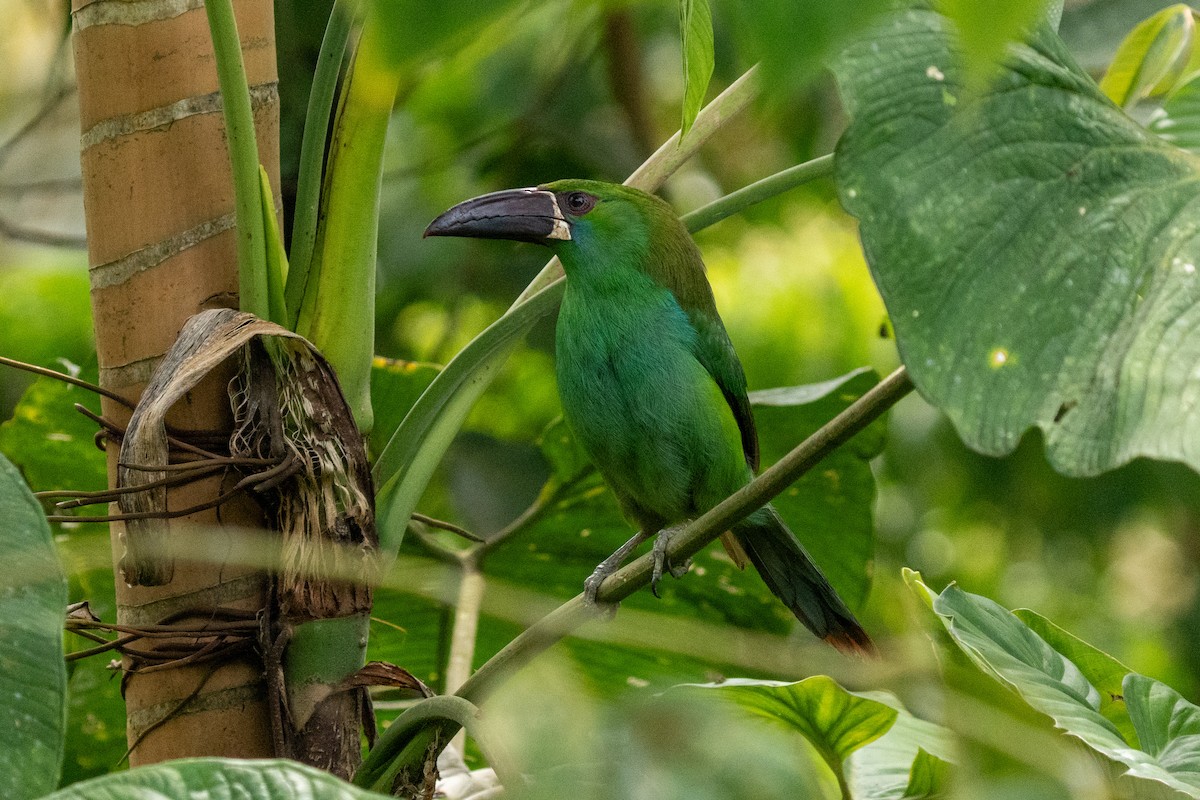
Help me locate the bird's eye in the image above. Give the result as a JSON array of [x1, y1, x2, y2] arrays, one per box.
[[560, 191, 597, 216]]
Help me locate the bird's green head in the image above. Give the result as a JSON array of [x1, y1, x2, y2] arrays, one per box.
[[424, 179, 684, 277]]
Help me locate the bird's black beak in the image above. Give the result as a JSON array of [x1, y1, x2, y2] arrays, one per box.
[[423, 187, 571, 243]]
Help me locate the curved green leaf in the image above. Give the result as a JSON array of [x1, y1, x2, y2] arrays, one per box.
[[935, 0, 1049, 87], [835, 6, 1200, 477], [1099, 4, 1195, 107], [902, 748, 952, 798], [677, 676, 956, 799], [847, 693, 956, 800], [1125, 673, 1200, 789], [43, 758, 392, 800], [367, 357, 441, 460], [920, 577, 1200, 797], [679, 0, 714, 137], [1015, 607, 1135, 743], [0, 452, 67, 800], [1150, 73, 1200, 152], [681, 676, 898, 785], [0, 374, 106, 495]]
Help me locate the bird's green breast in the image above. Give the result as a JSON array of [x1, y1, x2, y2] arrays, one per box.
[[555, 273, 749, 530]]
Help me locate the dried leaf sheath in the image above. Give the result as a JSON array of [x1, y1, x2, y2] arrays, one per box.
[[231, 333, 376, 619], [117, 308, 377, 616]]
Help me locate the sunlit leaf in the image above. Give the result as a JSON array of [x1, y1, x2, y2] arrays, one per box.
[[919, 577, 1200, 797], [688, 676, 895, 784], [1015, 607, 1135, 744], [724, 0, 891, 96], [677, 676, 956, 799], [368, 356, 441, 460], [42, 758, 393, 800], [0, 453, 67, 800], [835, 6, 1200, 477], [1099, 4, 1196, 108], [936, 0, 1050, 88], [849, 694, 957, 800], [1149, 73, 1200, 152], [902, 748, 953, 798], [1124, 673, 1200, 788], [679, 0, 714, 137], [0, 373, 106, 495]]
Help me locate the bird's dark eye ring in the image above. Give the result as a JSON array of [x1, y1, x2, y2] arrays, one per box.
[[560, 191, 597, 216]]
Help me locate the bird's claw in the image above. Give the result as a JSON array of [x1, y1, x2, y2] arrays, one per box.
[[650, 525, 691, 598], [583, 565, 620, 619]]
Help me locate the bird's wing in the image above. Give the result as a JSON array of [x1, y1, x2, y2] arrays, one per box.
[[647, 217, 760, 471], [687, 310, 760, 471]]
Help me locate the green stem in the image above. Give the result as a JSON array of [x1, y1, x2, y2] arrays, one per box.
[[294, 11, 399, 431], [511, 66, 760, 306], [458, 367, 913, 702], [360, 367, 914, 784], [204, 0, 269, 318], [285, 0, 359, 327], [360, 694, 519, 792], [682, 153, 834, 232]]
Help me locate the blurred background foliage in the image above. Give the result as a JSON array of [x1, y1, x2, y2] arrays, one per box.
[[0, 0, 1197, 796]]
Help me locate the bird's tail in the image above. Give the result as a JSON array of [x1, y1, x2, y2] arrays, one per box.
[[733, 506, 875, 657]]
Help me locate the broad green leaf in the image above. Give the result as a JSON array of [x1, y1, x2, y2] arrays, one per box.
[[936, 0, 1049, 88], [1150, 74, 1200, 152], [921, 578, 1200, 797], [0, 373, 107, 496], [677, 675, 956, 799], [367, 357, 441, 460], [1099, 4, 1196, 107], [724, 1, 892, 98], [679, 0, 714, 137], [43, 758, 393, 800], [483, 662, 833, 800], [1015, 607, 1135, 743], [0, 452, 67, 800], [368, 0, 523, 70], [848, 693, 956, 800], [1124, 673, 1200, 789], [902, 748, 953, 798], [750, 368, 884, 609], [835, 7, 1200, 477]]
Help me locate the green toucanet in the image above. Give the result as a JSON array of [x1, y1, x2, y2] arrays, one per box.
[[425, 180, 872, 655]]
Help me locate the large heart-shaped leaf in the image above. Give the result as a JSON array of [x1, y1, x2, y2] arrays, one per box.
[[675, 676, 955, 799], [835, 5, 1200, 476], [0, 452, 68, 800]]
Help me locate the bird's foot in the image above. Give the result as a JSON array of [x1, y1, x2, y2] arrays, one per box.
[[650, 523, 692, 598], [583, 530, 649, 611]]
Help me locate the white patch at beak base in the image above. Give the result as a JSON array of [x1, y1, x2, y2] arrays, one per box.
[[546, 193, 572, 240]]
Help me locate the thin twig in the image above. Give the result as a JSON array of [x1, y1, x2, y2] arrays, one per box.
[[0, 355, 133, 408], [357, 367, 915, 785], [410, 513, 483, 543], [463, 367, 913, 703]]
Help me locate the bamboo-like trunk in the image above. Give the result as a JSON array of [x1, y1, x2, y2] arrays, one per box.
[[73, 0, 280, 764]]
